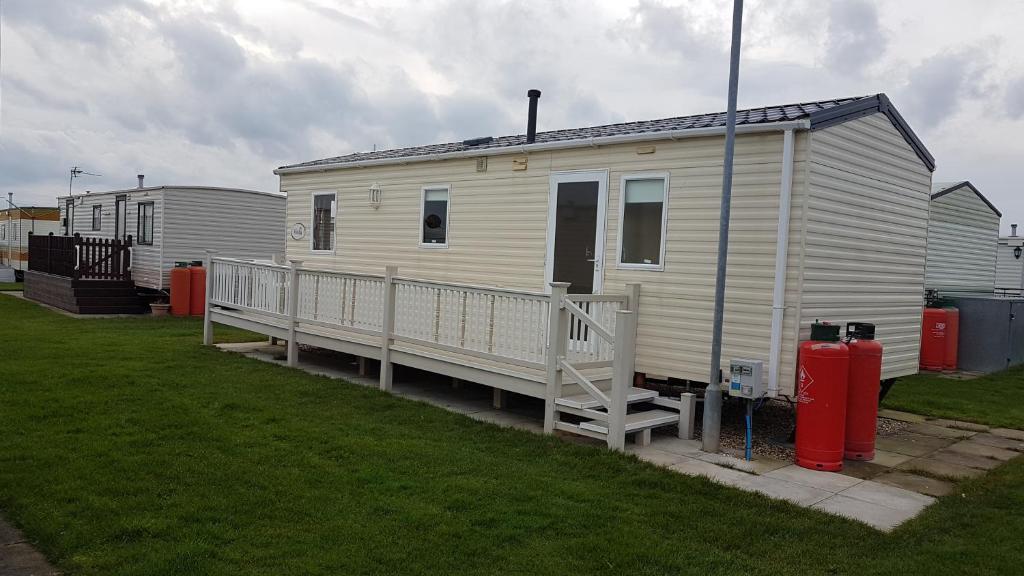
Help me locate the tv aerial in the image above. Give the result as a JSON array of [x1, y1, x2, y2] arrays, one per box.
[[69, 166, 101, 195]]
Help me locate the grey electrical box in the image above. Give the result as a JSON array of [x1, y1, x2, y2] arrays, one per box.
[[728, 359, 765, 399]]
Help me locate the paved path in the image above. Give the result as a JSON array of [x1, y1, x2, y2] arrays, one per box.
[[0, 516, 59, 576]]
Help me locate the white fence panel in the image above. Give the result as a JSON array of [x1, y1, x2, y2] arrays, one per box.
[[296, 269, 385, 334], [210, 258, 289, 316]]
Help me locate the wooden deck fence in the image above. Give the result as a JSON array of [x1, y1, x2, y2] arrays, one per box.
[[27, 233, 133, 281]]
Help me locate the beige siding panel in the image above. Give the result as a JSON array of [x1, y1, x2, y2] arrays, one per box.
[[925, 188, 999, 293], [284, 132, 806, 391], [801, 113, 932, 381]]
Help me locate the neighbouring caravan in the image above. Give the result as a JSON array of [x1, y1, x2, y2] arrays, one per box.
[[56, 179, 286, 291], [996, 224, 1024, 296], [0, 206, 61, 278], [924, 181, 1001, 295]]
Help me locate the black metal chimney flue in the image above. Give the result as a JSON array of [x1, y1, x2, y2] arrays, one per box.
[[1013, 224, 1018, 237], [526, 89, 541, 144]]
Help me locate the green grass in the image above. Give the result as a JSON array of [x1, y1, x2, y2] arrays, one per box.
[[0, 281, 23, 291], [1, 294, 1023, 575], [883, 367, 1024, 429]]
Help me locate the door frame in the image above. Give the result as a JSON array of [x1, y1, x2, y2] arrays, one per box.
[[544, 169, 609, 294], [114, 195, 127, 240]]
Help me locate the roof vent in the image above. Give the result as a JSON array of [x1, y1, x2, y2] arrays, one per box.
[[462, 136, 493, 147], [137, 174, 145, 189], [526, 89, 541, 144]]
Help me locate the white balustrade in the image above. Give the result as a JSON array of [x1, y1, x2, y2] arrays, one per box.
[[209, 258, 290, 317], [296, 269, 385, 335], [564, 295, 626, 366]]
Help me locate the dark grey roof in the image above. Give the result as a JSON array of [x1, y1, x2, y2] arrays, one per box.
[[280, 93, 935, 172], [931, 181, 1001, 217]]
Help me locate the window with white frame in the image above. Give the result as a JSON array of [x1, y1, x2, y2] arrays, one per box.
[[420, 186, 449, 246], [92, 205, 103, 231], [137, 202, 154, 245], [618, 174, 668, 268], [312, 192, 336, 251]]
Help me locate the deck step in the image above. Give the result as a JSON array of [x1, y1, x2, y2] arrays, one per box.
[[579, 409, 679, 435], [554, 387, 658, 409]]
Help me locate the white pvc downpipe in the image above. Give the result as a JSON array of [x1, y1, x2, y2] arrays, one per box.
[[767, 129, 796, 396]]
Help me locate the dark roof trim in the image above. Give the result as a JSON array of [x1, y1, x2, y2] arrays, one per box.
[[808, 93, 936, 172], [932, 181, 1002, 217]]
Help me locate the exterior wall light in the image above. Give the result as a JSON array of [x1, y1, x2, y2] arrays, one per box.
[[1014, 246, 1022, 260]]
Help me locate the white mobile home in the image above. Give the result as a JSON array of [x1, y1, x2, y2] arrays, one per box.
[[57, 180, 285, 291], [924, 181, 1001, 295], [206, 92, 935, 448], [996, 225, 1024, 296], [1, 206, 61, 276]]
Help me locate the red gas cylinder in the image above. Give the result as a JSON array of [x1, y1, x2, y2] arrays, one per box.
[[919, 308, 947, 371], [844, 322, 883, 461], [169, 262, 191, 317], [944, 307, 959, 371], [189, 260, 206, 317], [795, 322, 850, 472]]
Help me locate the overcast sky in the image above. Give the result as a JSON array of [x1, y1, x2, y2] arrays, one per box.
[[1, 0, 1022, 232]]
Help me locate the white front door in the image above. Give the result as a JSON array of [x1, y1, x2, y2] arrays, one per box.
[[545, 170, 608, 294]]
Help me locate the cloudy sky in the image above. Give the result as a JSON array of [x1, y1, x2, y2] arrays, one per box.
[[1, 0, 1022, 232]]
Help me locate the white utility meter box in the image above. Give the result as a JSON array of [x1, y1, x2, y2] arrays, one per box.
[[728, 359, 765, 399]]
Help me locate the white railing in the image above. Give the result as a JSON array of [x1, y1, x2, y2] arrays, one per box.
[[208, 258, 290, 317], [565, 294, 627, 367], [393, 278, 550, 368], [296, 268, 385, 335]]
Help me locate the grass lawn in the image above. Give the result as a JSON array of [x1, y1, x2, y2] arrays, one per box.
[[0, 281, 23, 291], [1, 293, 1023, 575], [883, 367, 1024, 429]]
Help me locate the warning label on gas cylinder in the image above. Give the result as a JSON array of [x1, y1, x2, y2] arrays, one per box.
[[796, 366, 814, 404]]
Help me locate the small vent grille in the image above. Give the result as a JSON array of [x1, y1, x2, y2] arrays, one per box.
[[475, 157, 487, 172]]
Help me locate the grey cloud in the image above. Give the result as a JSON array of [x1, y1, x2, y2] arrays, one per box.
[[824, 0, 887, 75], [898, 47, 991, 127], [1006, 77, 1024, 119], [615, 0, 720, 62]]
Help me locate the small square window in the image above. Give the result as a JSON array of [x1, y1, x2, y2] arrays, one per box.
[[312, 193, 336, 251], [421, 186, 449, 247], [618, 175, 668, 269], [92, 205, 103, 231]]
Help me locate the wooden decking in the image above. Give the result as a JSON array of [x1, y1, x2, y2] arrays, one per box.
[[204, 257, 696, 449]]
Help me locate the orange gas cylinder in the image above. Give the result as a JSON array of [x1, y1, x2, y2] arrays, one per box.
[[944, 307, 959, 371], [919, 308, 947, 371], [189, 260, 206, 316], [844, 323, 883, 461], [169, 262, 191, 317], [795, 322, 850, 472]]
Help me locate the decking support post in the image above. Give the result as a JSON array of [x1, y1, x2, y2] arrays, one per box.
[[543, 282, 570, 434], [624, 283, 641, 312], [608, 309, 637, 451], [286, 259, 302, 367], [678, 392, 696, 440], [492, 388, 506, 410], [202, 250, 216, 346], [379, 265, 398, 391]]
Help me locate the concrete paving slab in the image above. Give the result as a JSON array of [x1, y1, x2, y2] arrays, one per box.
[[627, 447, 689, 468], [905, 422, 976, 439], [969, 433, 1024, 452], [733, 475, 833, 506], [896, 457, 985, 481], [990, 428, 1024, 441], [0, 542, 61, 575], [929, 449, 1002, 471], [669, 458, 750, 488], [927, 419, 989, 433], [0, 522, 24, 546], [695, 451, 789, 475], [870, 449, 915, 468], [764, 464, 863, 493], [945, 440, 1020, 461], [839, 480, 935, 511], [812, 494, 917, 532], [875, 433, 956, 457], [836, 459, 891, 480], [877, 409, 927, 423], [874, 470, 955, 498], [648, 437, 704, 458]]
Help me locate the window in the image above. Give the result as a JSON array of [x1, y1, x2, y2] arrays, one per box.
[[420, 186, 449, 247], [137, 202, 154, 245], [0, 223, 5, 241], [65, 199, 74, 235], [617, 173, 668, 269], [92, 205, 103, 231], [311, 192, 336, 252]]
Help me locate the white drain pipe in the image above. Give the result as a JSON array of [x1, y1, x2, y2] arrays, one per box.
[[768, 129, 795, 396]]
